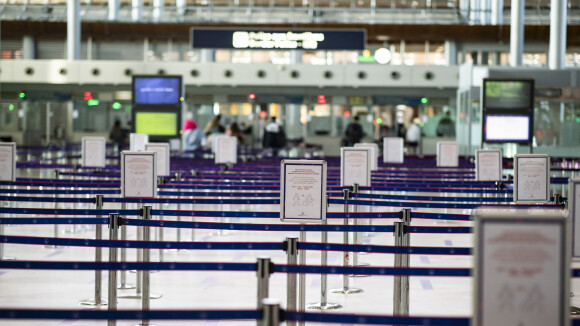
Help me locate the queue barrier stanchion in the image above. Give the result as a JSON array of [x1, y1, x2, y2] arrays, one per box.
[[306, 196, 342, 311], [119, 205, 161, 300], [46, 169, 60, 247], [142, 205, 152, 326], [298, 226, 306, 326], [331, 188, 362, 295], [174, 173, 182, 242], [261, 298, 281, 326], [108, 213, 121, 326], [393, 220, 410, 318], [350, 183, 369, 277], [257, 256, 273, 326], [118, 202, 135, 290], [156, 177, 165, 262], [283, 237, 298, 326], [80, 195, 107, 306], [190, 170, 196, 241], [1, 183, 15, 261]]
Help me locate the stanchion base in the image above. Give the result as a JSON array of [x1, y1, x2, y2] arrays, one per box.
[[1, 256, 16, 260], [79, 298, 108, 306], [118, 283, 136, 290], [330, 287, 363, 294], [44, 246, 65, 249], [349, 274, 369, 278], [571, 306, 580, 315], [306, 302, 342, 310], [133, 323, 157, 326], [117, 293, 162, 299], [129, 270, 159, 274]]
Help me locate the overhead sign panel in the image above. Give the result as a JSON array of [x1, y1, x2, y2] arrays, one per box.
[[191, 28, 366, 50]]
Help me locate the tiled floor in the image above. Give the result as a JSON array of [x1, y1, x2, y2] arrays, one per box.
[[0, 170, 577, 325]]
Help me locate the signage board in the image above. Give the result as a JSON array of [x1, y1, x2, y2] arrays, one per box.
[[169, 138, 181, 152], [121, 151, 157, 198], [513, 154, 550, 204], [280, 160, 327, 223], [473, 208, 569, 326], [145, 143, 170, 177], [383, 137, 404, 164], [81, 137, 106, 168], [214, 135, 237, 164], [130, 133, 149, 151], [475, 149, 502, 181], [571, 178, 580, 258], [0, 142, 16, 181], [354, 143, 378, 171], [191, 28, 366, 51], [436, 141, 459, 167], [340, 147, 371, 187]]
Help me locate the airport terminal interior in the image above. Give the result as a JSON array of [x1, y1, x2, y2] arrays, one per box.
[[2, 0, 580, 325]]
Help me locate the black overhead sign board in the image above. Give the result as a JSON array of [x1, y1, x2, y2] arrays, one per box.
[[191, 28, 366, 51]]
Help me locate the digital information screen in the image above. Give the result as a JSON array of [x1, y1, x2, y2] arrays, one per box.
[[133, 77, 181, 105], [484, 115, 530, 142], [191, 28, 366, 50], [135, 112, 178, 136], [484, 80, 533, 109]]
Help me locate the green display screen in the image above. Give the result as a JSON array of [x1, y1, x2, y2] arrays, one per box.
[[135, 112, 178, 136], [484, 80, 532, 109]]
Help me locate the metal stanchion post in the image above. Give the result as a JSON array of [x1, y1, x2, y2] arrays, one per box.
[[156, 177, 164, 262], [393, 220, 409, 317], [190, 171, 196, 241], [119, 205, 161, 300], [331, 189, 362, 294], [142, 205, 152, 326], [307, 196, 342, 310], [261, 298, 281, 326], [108, 213, 121, 326], [284, 237, 298, 326], [0, 185, 15, 260], [352, 183, 361, 267], [46, 170, 60, 246], [257, 257, 273, 326], [298, 228, 306, 326], [80, 195, 107, 306], [118, 202, 135, 290], [175, 173, 182, 242]]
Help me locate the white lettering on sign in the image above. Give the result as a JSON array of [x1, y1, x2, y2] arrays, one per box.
[[233, 31, 325, 49]]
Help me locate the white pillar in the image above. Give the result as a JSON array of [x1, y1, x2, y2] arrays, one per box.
[[153, 0, 164, 22], [445, 41, 458, 66], [470, 0, 480, 24], [491, 0, 503, 25], [509, 0, 523, 67], [108, 0, 120, 21], [132, 0, 143, 22], [548, 0, 567, 70], [176, 0, 186, 20], [67, 0, 81, 61], [23, 35, 35, 59]]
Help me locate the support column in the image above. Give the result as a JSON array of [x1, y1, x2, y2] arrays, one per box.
[[23, 35, 36, 60], [509, 0, 524, 67], [491, 0, 503, 25], [132, 0, 143, 22], [176, 0, 187, 20], [480, 0, 490, 24], [470, 0, 480, 24], [67, 0, 81, 61], [445, 41, 458, 66], [548, 0, 567, 70], [200, 49, 215, 63], [108, 0, 120, 21], [153, 0, 164, 22]]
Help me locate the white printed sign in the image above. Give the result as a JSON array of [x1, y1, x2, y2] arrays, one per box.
[[354, 143, 378, 171], [340, 147, 371, 187], [0, 142, 16, 181], [436, 141, 458, 167], [569, 178, 580, 257], [474, 208, 569, 326], [514, 154, 550, 203], [280, 160, 327, 223], [383, 137, 404, 164], [169, 138, 181, 152], [215, 135, 237, 164], [130, 133, 149, 151], [121, 151, 157, 198], [475, 149, 502, 181], [145, 143, 170, 177], [81, 137, 106, 168]]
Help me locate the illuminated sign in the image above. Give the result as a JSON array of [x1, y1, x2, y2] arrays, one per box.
[[191, 28, 366, 51]]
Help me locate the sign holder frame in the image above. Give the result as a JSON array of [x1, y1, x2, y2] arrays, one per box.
[[81, 137, 107, 168], [513, 154, 550, 204], [383, 137, 404, 164], [475, 148, 503, 181], [354, 143, 378, 171], [0, 142, 16, 182], [121, 151, 157, 198], [340, 147, 371, 187], [473, 208, 569, 326], [144, 143, 171, 177], [436, 141, 459, 167], [214, 135, 238, 165], [280, 159, 327, 223]]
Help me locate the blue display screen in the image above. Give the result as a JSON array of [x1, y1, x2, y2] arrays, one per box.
[[133, 77, 181, 105]]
